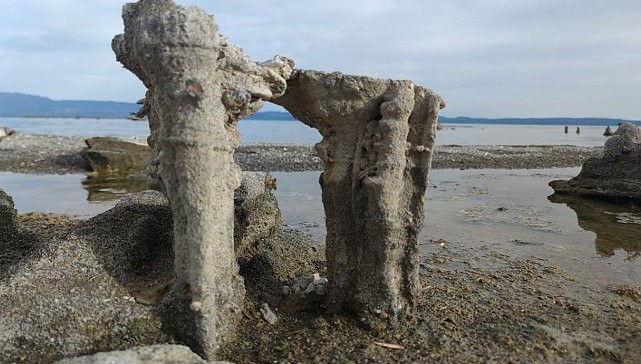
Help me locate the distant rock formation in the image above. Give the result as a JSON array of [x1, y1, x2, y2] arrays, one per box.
[[550, 122, 641, 201], [273, 69, 445, 328]]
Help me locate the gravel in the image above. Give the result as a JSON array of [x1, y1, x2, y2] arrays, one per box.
[[0, 133, 602, 174]]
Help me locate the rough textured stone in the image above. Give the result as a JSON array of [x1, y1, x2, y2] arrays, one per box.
[[112, 0, 244, 357], [113, 0, 293, 356], [550, 123, 641, 201], [0, 126, 16, 141], [123, 21, 293, 194], [0, 188, 17, 234], [82, 137, 152, 173], [272, 69, 445, 328], [234, 172, 281, 255], [53, 344, 229, 364]]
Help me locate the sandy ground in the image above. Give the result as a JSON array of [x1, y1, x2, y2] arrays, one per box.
[[1, 133, 639, 363]]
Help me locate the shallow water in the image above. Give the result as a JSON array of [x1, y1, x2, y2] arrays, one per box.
[[1, 168, 638, 288], [0, 172, 147, 217], [272, 169, 641, 288], [0, 117, 613, 146]]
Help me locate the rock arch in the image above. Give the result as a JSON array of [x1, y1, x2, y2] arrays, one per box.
[[113, 0, 444, 359]]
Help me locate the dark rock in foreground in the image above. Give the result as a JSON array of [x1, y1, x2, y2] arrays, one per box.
[[550, 123, 641, 202], [0, 188, 17, 234]]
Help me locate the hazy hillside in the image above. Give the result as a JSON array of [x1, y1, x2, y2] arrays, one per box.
[[438, 116, 640, 126], [1, 92, 638, 126], [0, 92, 138, 118]]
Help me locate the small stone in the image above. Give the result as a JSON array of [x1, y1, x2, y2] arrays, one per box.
[[190, 301, 202, 311], [281, 286, 292, 296], [259, 303, 278, 325], [304, 282, 316, 294], [314, 284, 327, 295]]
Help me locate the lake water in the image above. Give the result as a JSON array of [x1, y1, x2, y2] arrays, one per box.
[[0, 117, 638, 288], [0, 116, 614, 146]]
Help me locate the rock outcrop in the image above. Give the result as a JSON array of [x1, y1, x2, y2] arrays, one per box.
[[113, 0, 243, 357], [81, 137, 152, 173], [0, 126, 16, 141], [273, 70, 445, 328], [112, 1, 292, 357], [234, 172, 281, 256], [0, 188, 17, 235], [550, 123, 641, 201]]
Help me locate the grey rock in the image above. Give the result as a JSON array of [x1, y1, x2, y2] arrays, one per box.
[[273, 69, 444, 329], [113, 0, 244, 357], [234, 172, 281, 255], [0, 188, 17, 234], [53, 344, 230, 364], [259, 303, 278, 325], [81, 137, 151, 173], [0, 126, 16, 141], [550, 122, 641, 201], [113, 0, 294, 357], [603, 123, 641, 159]]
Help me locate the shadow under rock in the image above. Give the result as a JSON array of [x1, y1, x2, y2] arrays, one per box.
[[0, 228, 44, 281], [76, 191, 175, 305]]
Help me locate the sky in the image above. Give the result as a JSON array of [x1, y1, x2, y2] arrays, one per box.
[[0, 0, 640, 119]]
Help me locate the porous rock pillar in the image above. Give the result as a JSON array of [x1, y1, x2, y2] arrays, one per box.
[[112, 0, 243, 358], [273, 70, 444, 328]]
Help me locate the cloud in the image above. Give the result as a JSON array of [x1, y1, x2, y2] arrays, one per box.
[[0, 0, 639, 118]]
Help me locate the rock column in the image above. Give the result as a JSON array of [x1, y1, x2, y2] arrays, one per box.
[[112, 0, 242, 358], [273, 70, 445, 328]]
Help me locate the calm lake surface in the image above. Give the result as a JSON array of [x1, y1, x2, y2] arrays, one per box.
[[0, 117, 638, 289], [0, 116, 615, 146]]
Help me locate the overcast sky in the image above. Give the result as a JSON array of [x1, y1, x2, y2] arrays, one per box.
[[0, 0, 640, 119]]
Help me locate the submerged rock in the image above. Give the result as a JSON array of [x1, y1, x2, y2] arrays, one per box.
[[81, 137, 151, 173], [550, 122, 641, 202]]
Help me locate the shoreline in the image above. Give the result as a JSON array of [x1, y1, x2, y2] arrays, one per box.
[[0, 133, 601, 174], [1, 133, 639, 363]]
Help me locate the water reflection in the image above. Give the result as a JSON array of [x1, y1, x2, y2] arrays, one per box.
[[548, 194, 641, 260], [82, 173, 148, 202]]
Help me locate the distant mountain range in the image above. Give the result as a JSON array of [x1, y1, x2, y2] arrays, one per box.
[[0, 92, 139, 118], [1, 92, 638, 126]]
